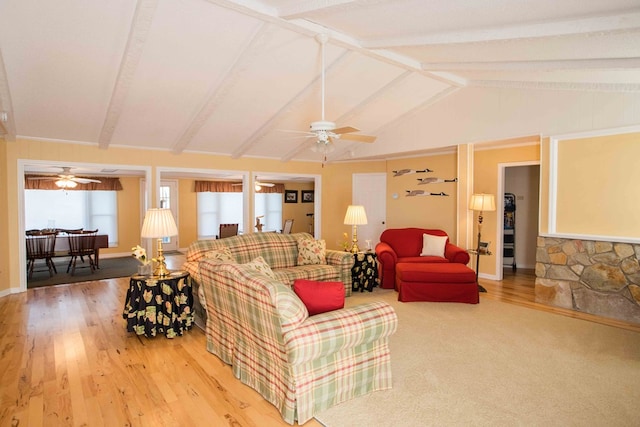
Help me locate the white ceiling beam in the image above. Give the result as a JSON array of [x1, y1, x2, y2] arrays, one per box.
[[210, 0, 467, 87], [172, 23, 277, 154], [423, 57, 640, 71], [0, 48, 16, 141], [363, 11, 640, 47], [470, 80, 640, 93], [98, 0, 158, 149], [277, 0, 358, 19], [232, 51, 353, 159]]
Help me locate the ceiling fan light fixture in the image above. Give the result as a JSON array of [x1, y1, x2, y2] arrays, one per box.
[[255, 183, 261, 192], [55, 178, 77, 189], [310, 140, 335, 154]]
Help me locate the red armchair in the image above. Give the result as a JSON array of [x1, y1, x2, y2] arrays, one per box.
[[375, 228, 470, 289]]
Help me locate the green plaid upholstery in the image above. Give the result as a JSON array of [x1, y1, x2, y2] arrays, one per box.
[[199, 261, 397, 425], [184, 232, 355, 329]]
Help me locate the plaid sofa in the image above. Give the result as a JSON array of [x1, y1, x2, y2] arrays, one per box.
[[183, 232, 354, 329], [199, 260, 398, 424]]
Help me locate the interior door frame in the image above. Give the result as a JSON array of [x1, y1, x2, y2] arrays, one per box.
[[495, 160, 540, 281], [17, 159, 152, 292]]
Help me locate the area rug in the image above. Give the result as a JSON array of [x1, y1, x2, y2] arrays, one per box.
[[314, 289, 640, 427], [27, 256, 140, 288]]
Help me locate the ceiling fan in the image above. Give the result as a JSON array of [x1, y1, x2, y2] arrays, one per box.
[[232, 177, 275, 191], [283, 34, 376, 155], [28, 166, 102, 188]]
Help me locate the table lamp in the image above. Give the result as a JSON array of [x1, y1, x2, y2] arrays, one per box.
[[470, 193, 495, 291], [343, 205, 368, 253], [141, 208, 178, 277]]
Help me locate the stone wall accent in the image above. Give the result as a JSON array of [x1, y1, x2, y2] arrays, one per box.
[[536, 236, 640, 324]]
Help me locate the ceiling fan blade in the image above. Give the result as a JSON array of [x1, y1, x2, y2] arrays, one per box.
[[339, 133, 376, 143], [257, 181, 275, 187], [332, 126, 360, 135], [73, 177, 101, 184], [277, 129, 315, 136]]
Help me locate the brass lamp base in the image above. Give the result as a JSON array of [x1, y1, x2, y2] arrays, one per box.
[[153, 238, 171, 277], [350, 224, 360, 253]]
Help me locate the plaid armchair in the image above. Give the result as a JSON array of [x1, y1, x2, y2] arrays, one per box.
[[199, 260, 397, 425]]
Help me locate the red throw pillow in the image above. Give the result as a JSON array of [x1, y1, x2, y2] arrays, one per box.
[[293, 279, 345, 316]]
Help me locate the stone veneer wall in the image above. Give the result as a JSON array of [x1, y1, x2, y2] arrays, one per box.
[[536, 236, 640, 324]]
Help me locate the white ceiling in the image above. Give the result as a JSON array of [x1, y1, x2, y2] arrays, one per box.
[[1, 0, 639, 164]]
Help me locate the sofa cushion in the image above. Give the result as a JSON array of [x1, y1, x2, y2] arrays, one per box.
[[204, 247, 237, 264], [244, 256, 277, 280], [420, 233, 447, 257], [293, 279, 345, 315], [297, 239, 327, 266]]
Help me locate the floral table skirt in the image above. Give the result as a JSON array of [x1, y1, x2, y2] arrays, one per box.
[[122, 270, 193, 338]]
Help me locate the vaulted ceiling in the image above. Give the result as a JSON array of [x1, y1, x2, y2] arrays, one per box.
[[1, 0, 639, 164]]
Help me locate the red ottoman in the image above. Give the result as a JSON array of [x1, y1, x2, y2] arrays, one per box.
[[395, 263, 479, 304]]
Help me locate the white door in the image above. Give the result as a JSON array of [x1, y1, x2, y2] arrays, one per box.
[[160, 180, 179, 251], [352, 173, 386, 250]]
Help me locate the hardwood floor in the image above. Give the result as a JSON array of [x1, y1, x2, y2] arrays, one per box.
[[1, 262, 637, 426], [481, 268, 640, 333]]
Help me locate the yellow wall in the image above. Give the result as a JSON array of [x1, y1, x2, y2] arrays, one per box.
[[473, 141, 540, 277], [555, 132, 640, 238], [386, 153, 459, 239], [282, 182, 315, 235], [320, 160, 387, 252]]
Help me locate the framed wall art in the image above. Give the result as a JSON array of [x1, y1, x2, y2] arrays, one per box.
[[301, 190, 314, 203], [285, 189, 298, 203]]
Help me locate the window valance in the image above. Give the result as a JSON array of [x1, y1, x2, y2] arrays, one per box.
[[195, 180, 284, 193], [25, 175, 123, 191]]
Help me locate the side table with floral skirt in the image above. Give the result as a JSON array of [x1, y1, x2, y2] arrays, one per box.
[[351, 252, 379, 292]]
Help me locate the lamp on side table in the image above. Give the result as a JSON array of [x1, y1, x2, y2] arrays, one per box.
[[141, 208, 178, 277]]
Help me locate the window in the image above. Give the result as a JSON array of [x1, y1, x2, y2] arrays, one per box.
[[197, 192, 244, 239], [196, 192, 283, 238], [255, 193, 283, 232], [25, 190, 118, 246]]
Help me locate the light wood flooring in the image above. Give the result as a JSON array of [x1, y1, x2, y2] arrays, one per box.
[[1, 261, 638, 426]]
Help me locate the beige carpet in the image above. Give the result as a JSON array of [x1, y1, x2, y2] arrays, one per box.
[[314, 289, 640, 427]]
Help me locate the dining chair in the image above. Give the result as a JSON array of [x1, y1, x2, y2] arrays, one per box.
[[282, 219, 294, 234], [217, 223, 239, 239], [66, 229, 98, 275], [25, 230, 57, 279]]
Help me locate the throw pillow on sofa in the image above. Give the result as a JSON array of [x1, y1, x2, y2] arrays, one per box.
[[293, 279, 345, 315], [245, 256, 277, 279], [204, 247, 237, 264], [297, 238, 327, 265], [420, 233, 448, 257]]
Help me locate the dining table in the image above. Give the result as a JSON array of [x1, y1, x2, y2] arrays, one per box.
[[53, 233, 109, 268]]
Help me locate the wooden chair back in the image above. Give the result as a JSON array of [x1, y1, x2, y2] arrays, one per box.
[[282, 219, 294, 234], [218, 223, 239, 239]]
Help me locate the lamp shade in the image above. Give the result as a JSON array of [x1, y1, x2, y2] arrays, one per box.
[[141, 208, 178, 238], [343, 205, 368, 225], [469, 193, 496, 212]]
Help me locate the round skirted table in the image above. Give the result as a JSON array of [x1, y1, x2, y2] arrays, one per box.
[[122, 270, 194, 338]]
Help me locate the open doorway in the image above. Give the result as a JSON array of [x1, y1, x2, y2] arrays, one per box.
[[497, 162, 540, 280]]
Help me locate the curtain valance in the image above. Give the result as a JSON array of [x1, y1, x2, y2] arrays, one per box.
[[25, 175, 123, 191], [195, 180, 284, 194]]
